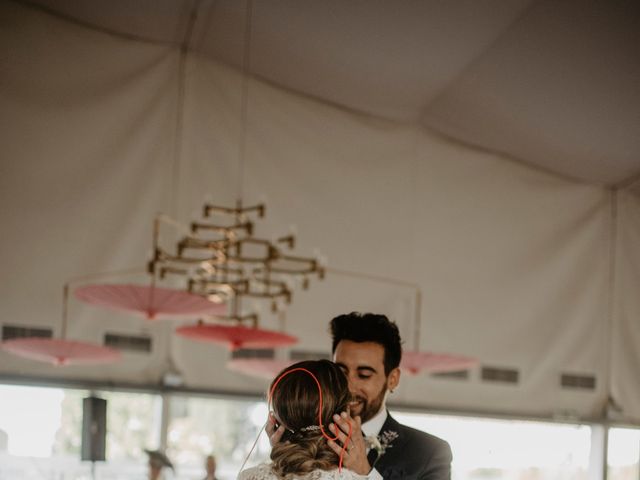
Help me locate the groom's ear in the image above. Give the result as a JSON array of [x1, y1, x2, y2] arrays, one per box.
[[387, 367, 401, 392]]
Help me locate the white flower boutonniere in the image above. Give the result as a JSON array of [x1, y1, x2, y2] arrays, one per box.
[[365, 430, 399, 464]]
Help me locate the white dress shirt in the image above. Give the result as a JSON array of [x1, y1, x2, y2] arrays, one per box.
[[361, 406, 387, 480], [361, 406, 388, 439]]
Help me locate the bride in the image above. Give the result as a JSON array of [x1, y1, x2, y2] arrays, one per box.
[[238, 359, 372, 480]]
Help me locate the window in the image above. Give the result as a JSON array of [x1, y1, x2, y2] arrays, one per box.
[[0, 384, 162, 480], [0, 384, 89, 479], [0, 383, 629, 480], [393, 410, 591, 480], [98, 390, 163, 479], [608, 427, 640, 480], [166, 395, 270, 479]]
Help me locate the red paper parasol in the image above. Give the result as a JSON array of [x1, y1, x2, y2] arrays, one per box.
[[175, 324, 298, 350], [75, 283, 226, 320], [227, 357, 295, 379], [401, 350, 478, 375], [1, 338, 121, 366]]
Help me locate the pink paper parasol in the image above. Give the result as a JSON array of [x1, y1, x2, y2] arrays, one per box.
[[227, 357, 295, 379], [401, 350, 478, 375], [1, 338, 121, 366], [75, 283, 226, 320], [175, 324, 298, 351]]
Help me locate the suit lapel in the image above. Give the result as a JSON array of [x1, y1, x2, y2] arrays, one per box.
[[371, 413, 406, 471], [367, 447, 379, 465]]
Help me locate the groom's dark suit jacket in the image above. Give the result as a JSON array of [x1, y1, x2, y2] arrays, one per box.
[[371, 413, 452, 480]]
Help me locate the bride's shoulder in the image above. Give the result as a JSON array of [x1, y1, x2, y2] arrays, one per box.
[[237, 462, 275, 480], [325, 468, 371, 479], [237, 465, 369, 480]]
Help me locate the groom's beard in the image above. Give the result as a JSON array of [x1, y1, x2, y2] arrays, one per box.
[[351, 380, 388, 424]]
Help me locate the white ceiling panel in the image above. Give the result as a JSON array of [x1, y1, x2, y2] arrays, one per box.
[[194, 0, 532, 121], [27, 0, 195, 44], [17, 0, 640, 184], [422, 0, 640, 185]]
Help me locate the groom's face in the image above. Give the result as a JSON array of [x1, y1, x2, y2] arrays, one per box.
[[334, 340, 397, 423]]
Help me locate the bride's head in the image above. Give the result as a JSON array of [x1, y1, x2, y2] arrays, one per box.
[[269, 359, 350, 477]]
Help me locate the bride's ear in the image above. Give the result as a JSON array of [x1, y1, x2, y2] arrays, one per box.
[[387, 367, 401, 392]]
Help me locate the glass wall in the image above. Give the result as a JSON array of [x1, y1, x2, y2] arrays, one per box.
[[0, 384, 88, 479], [1, 382, 638, 480], [0, 384, 162, 480], [608, 427, 640, 480], [99, 390, 164, 479], [165, 395, 270, 479], [393, 411, 592, 480]]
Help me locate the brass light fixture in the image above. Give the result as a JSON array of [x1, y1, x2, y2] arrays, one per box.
[[149, 202, 324, 333], [148, 0, 322, 346]]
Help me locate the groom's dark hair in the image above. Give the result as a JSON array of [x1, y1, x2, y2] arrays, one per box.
[[330, 312, 402, 375]]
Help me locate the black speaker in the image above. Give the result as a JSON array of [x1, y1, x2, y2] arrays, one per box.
[[81, 396, 107, 461]]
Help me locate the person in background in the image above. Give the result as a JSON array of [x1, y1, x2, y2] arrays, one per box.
[[145, 449, 174, 480], [203, 454, 218, 480]]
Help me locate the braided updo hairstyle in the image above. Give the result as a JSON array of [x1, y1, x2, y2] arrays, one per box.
[[269, 359, 351, 478]]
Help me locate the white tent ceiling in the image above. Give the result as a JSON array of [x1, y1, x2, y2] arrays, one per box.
[[24, 0, 640, 185], [1, 0, 640, 423]]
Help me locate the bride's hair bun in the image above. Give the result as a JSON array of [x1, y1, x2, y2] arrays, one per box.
[[269, 360, 350, 478]]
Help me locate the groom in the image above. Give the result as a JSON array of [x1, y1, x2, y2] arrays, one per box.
[[269, 312, 452, 479], [328, 312, 451, 479]]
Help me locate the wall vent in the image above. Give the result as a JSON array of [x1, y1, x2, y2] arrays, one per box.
[[2, 324, 53, 341], [231, 348, 275, 360], [481, 366, 519, 384], [104, 333, 152, 353], [561, 373, 596, 390], [431, 370, 469, 380], [290, 350, 331, 361]]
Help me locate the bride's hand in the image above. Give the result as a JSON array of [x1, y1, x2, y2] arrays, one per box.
[[327, 412, 371, 475], [266, 412, 285, 447]]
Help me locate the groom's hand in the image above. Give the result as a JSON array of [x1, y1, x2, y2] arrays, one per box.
[[266, 412, 285, 447], [327, 412, 371, 475]]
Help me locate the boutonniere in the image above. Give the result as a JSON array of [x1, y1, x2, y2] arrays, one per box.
[[365, 430, 399, 462]]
